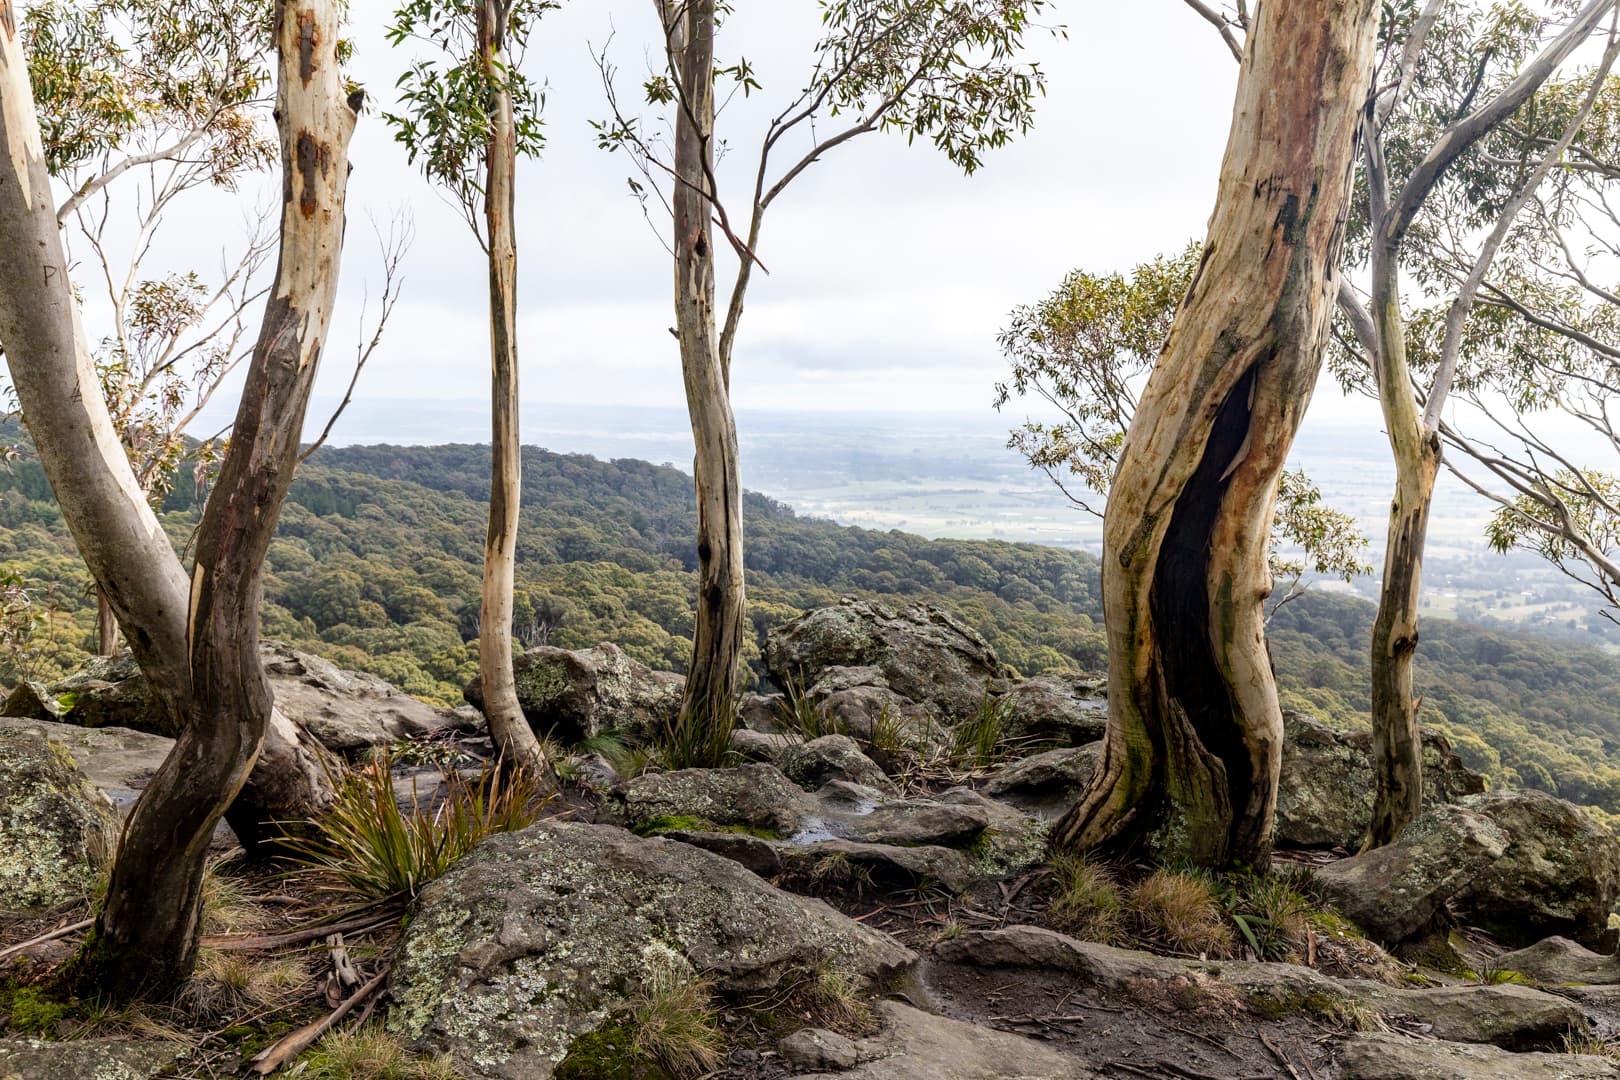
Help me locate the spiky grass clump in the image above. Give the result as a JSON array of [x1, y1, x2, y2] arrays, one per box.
[[279, 752, 550, 903], [1128, 869, 1234, 958], [1046, 854, 1126, 944], [653, 692, 740, 770], [1221, 871, 1313, 962], [775, 671, 844, 742], [626, 973, 724, 1078], [571, 731, 654, 780], [294, 1024, 460, 1079], [949, 692, 1017, 767]]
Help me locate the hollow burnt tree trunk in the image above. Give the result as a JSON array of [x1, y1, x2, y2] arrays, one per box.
[[1051, 0, 1381, 867], [670, 0, 746, 726], [1, 0, 355, 998], [476, 0, 542, 765]]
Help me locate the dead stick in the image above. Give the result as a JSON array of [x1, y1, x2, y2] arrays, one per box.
[[0, 917, 94, 963], [249, 965, 389, 1074], [203, 914, 395, 952], [1258, 1032, 1305, 1080]]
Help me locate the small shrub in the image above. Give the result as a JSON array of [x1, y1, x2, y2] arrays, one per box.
[[279, 752, 550, 902], [294, 1024, 460, 1079], [1128, 869, 1234, 958], [1046, 854, 1125, 944]]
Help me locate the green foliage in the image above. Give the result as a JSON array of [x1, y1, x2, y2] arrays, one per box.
[[774, 671, 844, 741], [1044, 854, 1125, 944], [385, 0, 555, 234], [996, 245, 1370, 589], [949, 690, 1017, 767], [278, 752, 549, 902], [651, 693, 738, 771]]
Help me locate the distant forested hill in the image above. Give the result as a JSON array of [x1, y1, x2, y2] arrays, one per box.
[[1, 439, 1617, 816]]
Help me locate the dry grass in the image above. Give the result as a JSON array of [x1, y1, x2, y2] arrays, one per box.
[[292, 1024, 460, 1079], [179, 951, 307, 1024], [1127, 870, 1234, 958], [1046, 855, 1126, 944]]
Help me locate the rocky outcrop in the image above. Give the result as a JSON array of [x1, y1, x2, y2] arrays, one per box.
[[1315, 804, 1508, 945], [0, 728, 120, 912], [0, 1038, 185, 1080], [783, 1001, 1099, 1079], [1453, 789, 1620, 950], [1494, 936, 1620, 986], [7, 643, 467, 752], [993, 672, 1106, 747], [618, 763, 811, 837], [778, 735, 896, 794], [983, 745, 1100, 818], [0, 717, 173, 815], [765, 599, 1007, 717], [464, 642, 683, 744], [387, 821, 913, 1079], [1335, 1032, 1620, 1079], [1275, 711, 1486, 850]]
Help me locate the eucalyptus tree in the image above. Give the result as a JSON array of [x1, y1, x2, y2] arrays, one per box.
[[0, 0, 360, 998], [1187, 0, 1620, 849], [995, 244, 1371, 620], [598, 0, 1052, 740], [386, 0, 552, 763], [1046, 0, 1380, 867]]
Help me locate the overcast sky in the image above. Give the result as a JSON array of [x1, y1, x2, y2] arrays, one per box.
[[104, 1, 1285, 424]]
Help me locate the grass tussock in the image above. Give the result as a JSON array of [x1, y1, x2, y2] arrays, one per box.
[[626, 973, 724, 1078], [1128, 870, 1234, 958], [949, 692, 1016, 767], [179, 951, 307, 1023], [1046, 854, 1126, 944], [278, 752, 550, 903], [292, 1023, 460, 1079]]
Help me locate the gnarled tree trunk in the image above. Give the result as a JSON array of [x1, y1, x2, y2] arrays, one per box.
[[1051, 0, 1380, 866], [0, 0, 354, 997], [476, 0, 542, 764], [669, 0, 746, 725]]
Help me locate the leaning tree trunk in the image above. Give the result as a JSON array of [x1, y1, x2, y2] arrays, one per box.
[[671, 0, 746, 725], [475, 0, 542, 764], [1364, 289, 1441, 849], [1051, 0, 1381, 867], [1, 0, 355, 998]]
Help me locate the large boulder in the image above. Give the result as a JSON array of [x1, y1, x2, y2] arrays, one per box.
[[464, 642, 683, 744], [1494, 936, 1620, 986], [0, 717, 173, 816], [10, 642, 465, 751], [1335, 1033, 1620, 1079], [1275, 711, 1486, 850], [617, 763, 812, 837], [387, 821, 913, 1080], [784, 1001, 1099, 1080], [765, 599, 1007, 717], [0, 1038, 185, 1080], [0, 728, 119, 912], [983, 745, 1101, 819], [993, 672, 1106, 748], [1315, 804, 1508, 945], [777, 735, 896, 794], [1453, 789, 1620, 950]]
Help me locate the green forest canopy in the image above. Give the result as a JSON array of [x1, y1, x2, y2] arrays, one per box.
[[2, 438, 1618, 819]]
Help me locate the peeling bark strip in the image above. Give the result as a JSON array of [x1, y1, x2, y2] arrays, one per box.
[[1, 0, 14, 41], [1051, 0, 1380, 867]]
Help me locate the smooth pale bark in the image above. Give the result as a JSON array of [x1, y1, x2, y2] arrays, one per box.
[[1051, 0, 1380, 866], [1, 0, 354, 997], [475, 0, 542, 764], [669, 0, 746, 722], [1357, 0, 1617, 850]]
